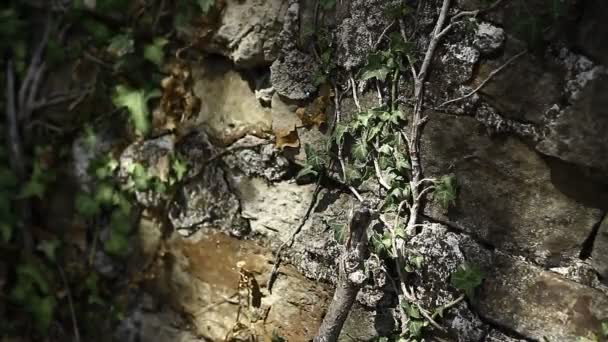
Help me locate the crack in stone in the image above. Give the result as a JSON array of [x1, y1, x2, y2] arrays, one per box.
[[579, 211, 607, 260]]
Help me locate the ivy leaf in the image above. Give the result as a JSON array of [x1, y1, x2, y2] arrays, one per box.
[[304, 144, 327, 170], [196, 0, 215, 14], [331, 222, 346, 244], [107, 33, 134, 58], [352, 141, 369, 162], [112, 86, 161, 136], [104, 232, 130, 257], [31, 295, 56, 332], [296, 165, 318, 180], [395, 153, 410, 171], [320, 0, 336, 10], [111, 210, 132, 235], [0, 222, 12, 242], [172, 157, 188, 181], [401, 301, 421, 319], [18, 179, 45, 199], [333, 123, 349, 145], [344, 163, 363, 184], [359, 53, 391, 82], [143, 37, 169, 66], [37, 239, 61, 262], [377, 144, 392, 155], [434, 174, 458, 209], [76, 193, 101, 218], [451, 263, 484, 298], [0, 167, 18, 188], [95, 182, 117, 206], [408, 319, 428, 338]]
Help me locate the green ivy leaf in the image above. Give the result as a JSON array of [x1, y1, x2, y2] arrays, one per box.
[[0, 222, 12, 242], [112, 86, 161, 136], [344, 163, 363, 184], [76, 193, 101, 218], [408, 319, 428, 338], [172, 156, 188, 181], [196, 0, 215, 14], [37, 239, 61, 262], [359, 53, 391, 82], [107, 33, 134, 58], [434, 174, 458, 209], [104, 232, 130, 257], [0, 167, 18, 188], [143, 37, 169, 66], [333, 123, 349, 145], [320, 0, 336, 10], [331, 222, 346, 244], [296, 165, 318, 180], [401, 301, 421, 319], [352, 141, 369, 162], [304, 144, 327, 170], [111, 210, 132, 235], [451, 263, 484, 298], [31, 295, 56, 332]]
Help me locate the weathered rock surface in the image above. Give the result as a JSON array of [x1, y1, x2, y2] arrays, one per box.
[[118, 135, 175, 207], [474, 252, 608, 341], [222, 135, 290, 182], [193, 60, 272, 145], [334, 0, 397, 70], [150, 231, 330, 341], [168, 165, 247, 237], [422, 113, 603, 265], [270, 49, 318, 101], [591, 215, 608, 283], [407, 224, 488, 341], [204, 0, 287, 67], [536, 73, 608, 173]]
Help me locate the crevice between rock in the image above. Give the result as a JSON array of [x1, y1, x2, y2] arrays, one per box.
[[580, 211, 608, 260]]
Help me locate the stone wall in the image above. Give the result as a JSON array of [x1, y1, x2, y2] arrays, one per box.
[[111, 0, 608, 340]]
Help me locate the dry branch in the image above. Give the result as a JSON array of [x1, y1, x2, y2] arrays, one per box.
[[314, 206, 372, 342]]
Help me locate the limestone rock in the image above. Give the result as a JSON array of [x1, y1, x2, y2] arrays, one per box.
[[118, 135, 175, 207], [236, 178, 317, 241], [193, 60, 272, 145], [480, 51, 562, 124], [475, 252, 608, 341], [422, 113, 603, 265], [270, 49, 318, 101], [334, 0, 397, 70], [204, 0, 287, 67], [222, 135, 290, 182], [473, 22, 505, 55], [591, 215, 608, 283], [536, 71, 608, 172], [168, 165, 247, 237], [407, 224, 488, 341], [440, 43, 480, 85]]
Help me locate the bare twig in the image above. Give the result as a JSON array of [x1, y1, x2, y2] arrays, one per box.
[[56, 263, 81, 342], [314, 207, 371, 342], [349, 76, 361, 112], [373, 157, 391, 191], [436, 50, 527, 108], [5, 60, 26, 179], [373, 21, 395, 50]]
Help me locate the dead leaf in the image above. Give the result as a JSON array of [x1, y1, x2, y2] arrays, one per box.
[[274, 126, 300, 150], [296, 83, 332, 128]]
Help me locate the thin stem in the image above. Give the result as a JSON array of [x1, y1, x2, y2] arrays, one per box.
[[437, 50, 527, 108]]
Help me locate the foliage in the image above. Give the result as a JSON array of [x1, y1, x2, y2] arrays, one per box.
[[451, 263, 484, 299], [112, 86, 161, 136], [433, 174, 458, 209]]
